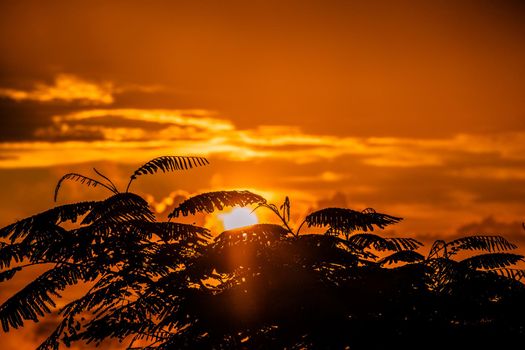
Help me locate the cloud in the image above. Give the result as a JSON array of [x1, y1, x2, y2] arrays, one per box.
[[0, 74, 115, 104], [32, 108, 233, 142], [1, 105, 525, 180], [0, 74, 163, 106]]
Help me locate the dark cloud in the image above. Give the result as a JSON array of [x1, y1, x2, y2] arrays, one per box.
[[0, 99, 72, 141], [315, 191, 349, 209]]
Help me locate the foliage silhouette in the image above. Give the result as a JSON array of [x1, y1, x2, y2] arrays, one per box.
[[1, 156, 525, 349]]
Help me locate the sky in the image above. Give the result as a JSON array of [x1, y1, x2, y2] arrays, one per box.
[[1, 0, 525, 348]]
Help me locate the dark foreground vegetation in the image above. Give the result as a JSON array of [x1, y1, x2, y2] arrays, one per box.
[[1, 156, 524, 349]]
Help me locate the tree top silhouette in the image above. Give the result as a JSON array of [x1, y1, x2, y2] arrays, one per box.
[[1, 155, 524, 349]]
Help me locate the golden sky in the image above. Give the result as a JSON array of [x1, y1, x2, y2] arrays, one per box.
[[1, 1, 525, 348]]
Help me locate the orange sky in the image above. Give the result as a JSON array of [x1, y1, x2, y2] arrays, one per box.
[[1, 1, 525, 348]]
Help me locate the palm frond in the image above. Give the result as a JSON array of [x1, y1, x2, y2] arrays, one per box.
[[0, 202, 97, 241], [0, 267, 22, 283], [427, 240, 447, 259], [305, 207, 402, 233], [0, 243, 26, 269], [345, 233, 420, 252], [378, 251, 425, 266], [54, 173, 117, 201], [384, 237, 422, 251], [213, 224, 289, 248], [168, 190, 266, 218], [460, 253, 524, 270], [448, 235, 517, 254], [0, 264, 91, 332], [127, 156, 209, 191], [425, 257, 461, 292], [81, 193, 155, 225], [346, 233, 387, 250], [118, 221, 212, 241], [488, 268, 525, 282]]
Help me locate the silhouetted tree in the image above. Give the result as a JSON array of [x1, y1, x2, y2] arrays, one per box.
[[1, 156, 525, 349]]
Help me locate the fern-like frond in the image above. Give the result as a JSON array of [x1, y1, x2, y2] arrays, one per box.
[[110, 221, 212, 241], [427, 240, 447, 259], [346, 233, 387, 250], [488, 268, 525, 282], [460, 253, 524, 270], [0, 267, 22, 282], [0, 264, 91, 331], [345, 233, 421, 252], [448, 235, 517, 254], [0, 202, 97, 241], [378, 251, 425, 266], [0, 243, 26, 269], [384, 237, 422, 251], [305, 207, 402, 233], [81, 193, 155, 225], [425, 257, 461, 292], [127, 156, 209, 191], [54, 173, 116, 201], [168, 190, 266, 218], [213, 224, 289, 248]]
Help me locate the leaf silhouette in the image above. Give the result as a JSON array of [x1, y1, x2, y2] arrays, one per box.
[[120, 221, 212, 241], [378, 251, 425, 266], [346, 233, 421, 252], [0, 267, 22, 283], [168, 190, 266, 218], [213, 223, 289, 248], [488, 268, 525, 282], [0, 202, 97, 242], [54, 173, 117, 201], [305, 207, 402, 233], [81, 193, 155, 225], [448, 235, 517, 254], [127, 156, 209, 191], [0, 264, 92, 332], [460, 253, 524, 270], [0, 243, 26, 269]]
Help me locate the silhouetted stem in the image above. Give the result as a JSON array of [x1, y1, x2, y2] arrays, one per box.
[[125, 178, 134, 193], [295, 219, 307, 236]]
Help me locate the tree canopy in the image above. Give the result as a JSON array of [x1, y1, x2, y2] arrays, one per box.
[[1, 156, 524, 349]]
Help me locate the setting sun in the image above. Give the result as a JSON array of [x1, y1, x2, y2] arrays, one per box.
[[219, 207, 258, 230]]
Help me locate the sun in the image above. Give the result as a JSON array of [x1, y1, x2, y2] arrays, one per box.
[[219, 207, 258, 230]]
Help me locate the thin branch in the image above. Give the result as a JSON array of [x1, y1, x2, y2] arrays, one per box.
[[93, 168, 119, 193]]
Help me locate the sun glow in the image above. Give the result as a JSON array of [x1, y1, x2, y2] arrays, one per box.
[[219, 207, 258, 230]]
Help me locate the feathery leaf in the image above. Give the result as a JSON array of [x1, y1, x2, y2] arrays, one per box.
[[378, 251, 425, 266], [81, 193, 154, 225], [131, 156, 209, 178], [346, 233, 421, 252], [127, 156, 210, 192], [0, 267, 22, 282], [460, 253, 524, 270], [54, 173, 116, 201], [168, 190, 266, 218], [0, 264, 91, 332], [488, 268, 525, 282], [305, 207, 402, 233], [0, 202, 97, 241], [448, 235, 517, 254], [214, 224, 289, 248]]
